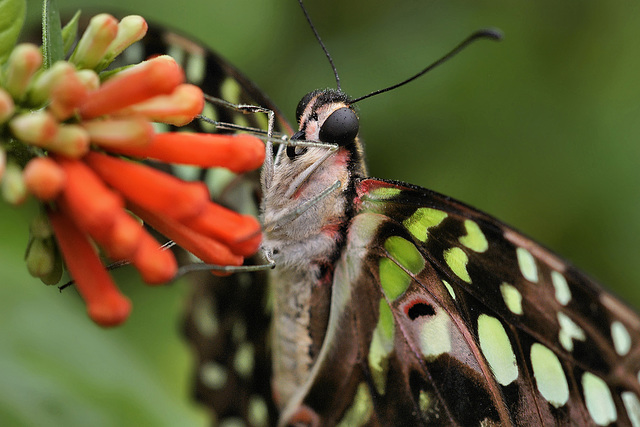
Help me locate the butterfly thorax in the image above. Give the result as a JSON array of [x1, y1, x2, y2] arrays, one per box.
[[261, 90, 365, 409]]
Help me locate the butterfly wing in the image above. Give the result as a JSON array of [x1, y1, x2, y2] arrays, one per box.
[[283, 177, 640, 426]]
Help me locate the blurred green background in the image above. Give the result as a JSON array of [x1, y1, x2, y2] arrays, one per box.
[[2, 0, 640, 425]]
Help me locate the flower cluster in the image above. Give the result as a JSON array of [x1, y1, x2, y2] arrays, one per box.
[[0, 13, 265, 326]]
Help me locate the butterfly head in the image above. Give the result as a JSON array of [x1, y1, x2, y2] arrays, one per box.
[[292, 89, 359, 146]]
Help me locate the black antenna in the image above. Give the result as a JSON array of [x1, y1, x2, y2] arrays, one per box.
[[349, 28, 503, 105], [297, 0, 341, 91]]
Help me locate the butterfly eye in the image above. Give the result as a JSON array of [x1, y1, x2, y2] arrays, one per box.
[[319, 107, 359, 145]]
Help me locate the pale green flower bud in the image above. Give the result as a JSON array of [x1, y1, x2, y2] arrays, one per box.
[[1, 162, 27, 205], [3, 44, 42, 101], [26, 238, 55, 278], [69, 14, 119, 69]]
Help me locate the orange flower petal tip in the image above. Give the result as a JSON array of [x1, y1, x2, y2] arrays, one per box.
[[103, 212, 144, 260], [0, 88, 15, 123], [87, 294, 132, 327], [48, 210, 132, 327], [114, 83, 204, 126], [80, 55, 184, 119], [22, 157, 66, 201], [82, 118, 154, 149], [131, 231, 178, 285], [228, 230, 262, 257], [131, 202, 244, 267], [185, 203, 262, 256]]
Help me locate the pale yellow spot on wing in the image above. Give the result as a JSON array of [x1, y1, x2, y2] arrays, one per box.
[[530, 343, 569, 408], [248, 395, 269, 427], [233, 342, 254, 378], [478, 314, 518, 386], [201, 102, 218, 132], [459, 220, 488, 253], [500, 282, 523, 315], [611, 321, 632, 357], [186, 52, 206, 84], [582, 372, 617, 425], [166, 44, 185, 65], [622, 391, 640, 427], [200, 361, 227, 390], [443, 247, 471, 283], [418, 309, 452, 360], [516, 247, 538, 283], [557, 312, 586, 352], [551, 271, 571, 305]]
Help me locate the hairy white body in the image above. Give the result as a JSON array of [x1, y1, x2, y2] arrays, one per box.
[[261, 95, 358, 408]]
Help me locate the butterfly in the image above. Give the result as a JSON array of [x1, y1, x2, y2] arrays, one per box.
[[123, 7, 640, 427]]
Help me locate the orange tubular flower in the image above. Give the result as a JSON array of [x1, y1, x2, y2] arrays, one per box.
[[2, 14, 266, 327]]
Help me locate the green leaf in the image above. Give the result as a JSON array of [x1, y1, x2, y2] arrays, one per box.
[[0, 0, 26, 64], [61, 10, 81, 57], [41, 0, 64, 69]]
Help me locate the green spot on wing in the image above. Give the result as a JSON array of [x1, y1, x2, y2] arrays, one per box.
[[500, 282, 523, 315], [186, 52, 206, 84], [582, 372, 617, 425], [167, 44, 185, 65], [516, 247, 538, 283], [367, 187, 401, 200], [530, 343, 569, 408], [459, 220, 489, 252], [380, 236, 425, 300], [621, 392, 640, 427], [379, 258, 409, 301], [419, 390, 432, 414], [368, 299, 394, 395], [443, 247, 471, 283], [221, 77, 242, 104], [551, 271, 571, 305], [337, 383, 373, 427], [442, 279, 456, 300], [221, 78, 250, 128], [611, 321, 631, 357], [233, 342, 254, 379], [199, 362, 227, 390], [403, 207, 448, 242], [478, 314, 518, 386], [385, 236, 425, 275], [201, 102, 218, 132], [248, 395, 269, 427]]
